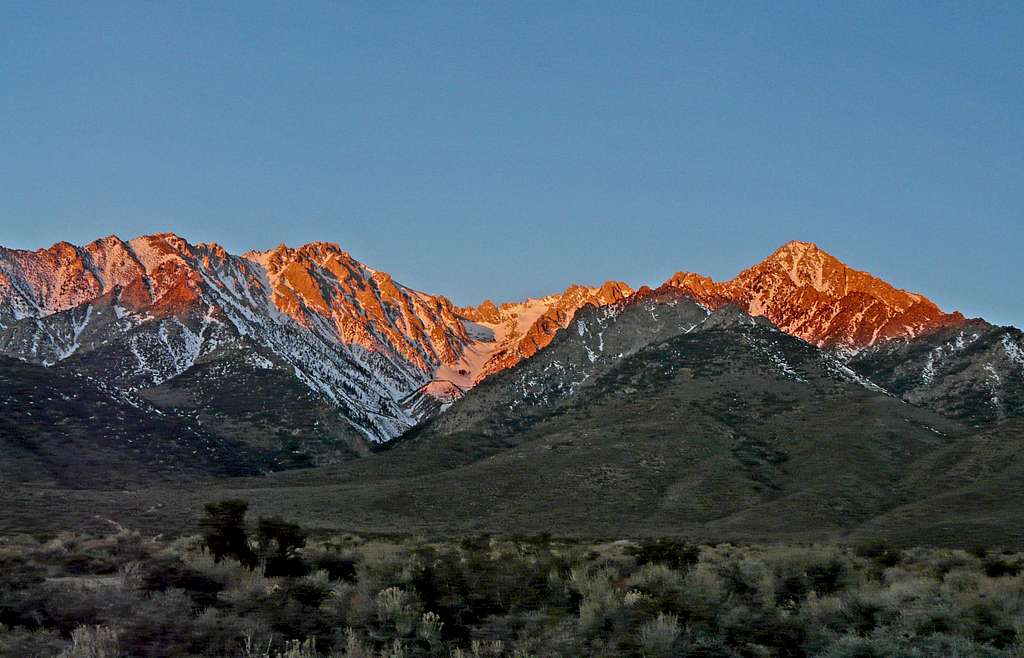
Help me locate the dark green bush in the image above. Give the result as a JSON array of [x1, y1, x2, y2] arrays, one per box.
[[854, 539, 901, 568], [142, 559, 224, 607], [626, 539, 700, 571], [983, 558, 1021, 578], [199, 499, 257, 568], [59, 551, 116, 576], [311, 550, 356, 582], [257, 516, 308, 578]]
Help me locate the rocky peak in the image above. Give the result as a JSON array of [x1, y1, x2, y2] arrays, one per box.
[[596, 280, 633, 304], [663, 272, 722, 307], [0, 231, 1001, 443], [295, 241, 349, 264], [0, 232, 486, 441], [663, 241, 965, 348], [460, 299, 502, 324]]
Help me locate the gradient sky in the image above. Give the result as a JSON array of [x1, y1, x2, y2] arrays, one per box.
[[2, 2, 1022, 327]]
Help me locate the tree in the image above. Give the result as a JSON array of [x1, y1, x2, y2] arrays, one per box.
[[198, 499, 257, 568], [257, 516, 308, 577]]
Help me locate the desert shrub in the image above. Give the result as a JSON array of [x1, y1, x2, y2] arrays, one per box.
[[401, 541, 573, 645], [626, 539, 700, 571], [189, 608, 252, 657], [838, 591, 900, 635], [818, 631, 1012, 658], [963, 600, 1020, 648], [417, 610, 444, 646], [117, 561, 145, 591], [901, 601, 964, 637], [578, 588, 621, 637], [274, 638, 320, 657], [119, 589, 196, 658], [770, 547, 850, 609], [199, 499, 257, 568], [637, 612, 681, 657], [219, 564, 278, 608], [0, 554, 49, 628], [288, 573, 332, 608], [677, 561, 727, 632], [816, 633, 905, 658], [340, 628, 376, 658], [141, 558, 224, 608], [0, 623, 67, 657], [918, 548, 979, 579], [376, 586, 422, 636], [110, 531, 149, 564], [880, 573, 938, 605], [625, 563, 685, 615], [685, 631, 740, 658], [356, 543, 421, 594], [59, 624, 121, 658], [854, 539, 901, 569], [310, 550, 357, 582], [320, 579, 359, 626], [256, 584, 335, 647], [983, 558, 1022, 578], [41, 584, 119, 636], [5, 524, 1024, 658], [719, 604, 805, 658], [59, 552, 117, 576], [718, 558, 775, 606]]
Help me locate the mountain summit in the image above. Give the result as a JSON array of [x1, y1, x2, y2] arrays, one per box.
[[2, 233, 1016, 450], [664, 240, 966, 348], [0, 233, 633, 443]]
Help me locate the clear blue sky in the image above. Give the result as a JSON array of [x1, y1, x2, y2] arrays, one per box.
[[2, 2, 1022, 327]]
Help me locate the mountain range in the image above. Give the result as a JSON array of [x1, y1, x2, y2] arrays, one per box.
[[1, 232, 1023, 543]]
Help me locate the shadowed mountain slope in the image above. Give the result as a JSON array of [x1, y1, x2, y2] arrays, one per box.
[[0, 356, 267, 488], [1, 295, 1020, 547], [850, 321, 1024, 426], [228, 294, 984, 543]]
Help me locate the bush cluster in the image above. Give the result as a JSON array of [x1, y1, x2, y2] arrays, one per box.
[[1, 506, 1023, 657]]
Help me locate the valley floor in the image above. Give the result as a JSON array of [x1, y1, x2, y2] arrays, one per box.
[[3, 424, 1023, 550]]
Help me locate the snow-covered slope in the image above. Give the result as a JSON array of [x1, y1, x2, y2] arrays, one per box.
[[0, 234, 631, 442], [850, 321, 1024, 425], [2, 234, 1015, 445], [450, 281, 633, 385], [0, 234, 479, 441]]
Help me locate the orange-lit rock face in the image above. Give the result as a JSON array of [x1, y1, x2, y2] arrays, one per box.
[[248, 242, 472, 373], [2, 234, 967, 365], [0, 233, 498, 441], [448, 281, 635, 385], [0, 233, 972, 441], [662, 241, 964, 348]]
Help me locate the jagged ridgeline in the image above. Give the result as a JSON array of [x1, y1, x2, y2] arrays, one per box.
[[0, 233, 1022, 482], [0, 234, 633, 451]]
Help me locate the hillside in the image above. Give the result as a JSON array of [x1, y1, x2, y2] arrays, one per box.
[[0, 356, 267, 488], [850, 321, 1024, 426], [1, 234, 1022, 546], [12, 294, 1006, 546], [316, 295, 971, 541]]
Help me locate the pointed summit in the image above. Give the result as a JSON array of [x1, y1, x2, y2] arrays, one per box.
[[662, 271, 720, 305], [659, 241, 965, 348], [723, 241, 963, 346], [773, 239, 821, 253]]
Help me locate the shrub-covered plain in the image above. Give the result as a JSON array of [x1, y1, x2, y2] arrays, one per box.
[[1, 505, 1023, 657]]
